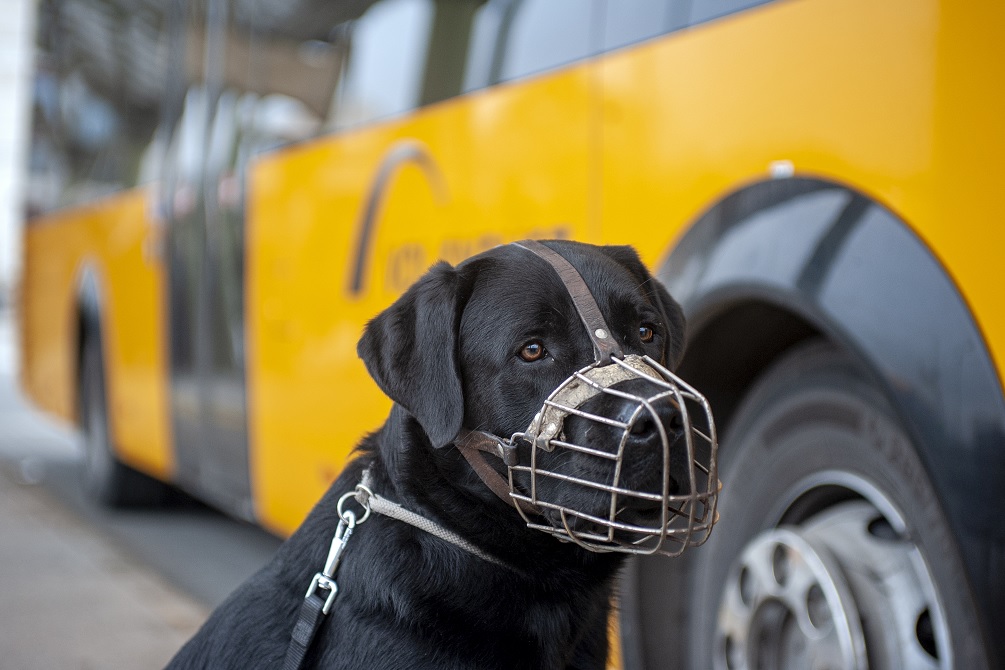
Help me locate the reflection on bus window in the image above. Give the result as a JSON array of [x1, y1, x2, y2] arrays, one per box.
[[492, 0, 596, 83], [335, 0, 434, 130], [463, 1, 505, 93], [26, 0, 166, 214]]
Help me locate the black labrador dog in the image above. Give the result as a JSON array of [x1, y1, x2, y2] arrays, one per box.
[[167, 240, 687, 670]]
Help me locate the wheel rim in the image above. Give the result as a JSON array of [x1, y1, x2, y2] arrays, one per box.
[[714, 476, 950, 670]]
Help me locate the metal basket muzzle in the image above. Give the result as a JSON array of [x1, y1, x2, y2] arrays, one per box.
[[453, 240, 720, 558], [508, 354, 719, 557]]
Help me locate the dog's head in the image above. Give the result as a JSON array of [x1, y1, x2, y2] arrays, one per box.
[[358, 240, 716, 556]]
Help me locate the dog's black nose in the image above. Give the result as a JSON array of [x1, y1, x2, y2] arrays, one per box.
[[572, 377, 688, 496], [605, 378, 685, 446], [626, 402, 684, 442], [568, 377, 685, 455]]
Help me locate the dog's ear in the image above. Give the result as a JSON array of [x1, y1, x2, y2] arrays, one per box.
[[602, 245, 687, 370], [357, 262, 466, 448]]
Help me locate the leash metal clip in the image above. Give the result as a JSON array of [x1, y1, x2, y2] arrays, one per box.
[[305, 510, 355, 614], [285, 483, 374, 670]]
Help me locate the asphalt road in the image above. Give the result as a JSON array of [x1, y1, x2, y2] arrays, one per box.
[[0, 313, 283, 667]]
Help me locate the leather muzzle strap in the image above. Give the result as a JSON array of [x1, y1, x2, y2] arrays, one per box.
[[455, 429, 537, 516], [513, 240, 623, 364], [455, 241, 624, 514]]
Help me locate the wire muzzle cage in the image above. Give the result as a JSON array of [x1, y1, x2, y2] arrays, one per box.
[[507, 354, 719, 557]]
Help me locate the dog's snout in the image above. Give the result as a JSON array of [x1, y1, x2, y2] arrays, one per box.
[[629, 415, 655, 436], [607, 378, 684, 444], [568, 377, 685, 453], [626, 403, 683, 443]]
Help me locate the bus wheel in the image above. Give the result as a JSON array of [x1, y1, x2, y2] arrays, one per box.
[[688, 341, 989, 670], [78, 331, 168, 507]]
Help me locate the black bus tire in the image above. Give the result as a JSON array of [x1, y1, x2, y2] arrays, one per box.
[[78, 331, 168, 507], [685, 340, 990, 670]]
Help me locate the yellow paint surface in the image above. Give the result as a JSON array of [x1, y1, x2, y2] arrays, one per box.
[[21, 191, 172, 479]]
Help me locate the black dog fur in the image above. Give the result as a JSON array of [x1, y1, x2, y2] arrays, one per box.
[[166, 240, 686, 670]]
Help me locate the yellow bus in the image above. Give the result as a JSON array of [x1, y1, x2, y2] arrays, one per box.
[[21, 0, 1005, 667]]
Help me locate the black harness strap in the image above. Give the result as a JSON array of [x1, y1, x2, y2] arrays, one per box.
[[281, 472, 514, 669]]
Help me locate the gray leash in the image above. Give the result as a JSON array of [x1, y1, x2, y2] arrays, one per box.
[[283, 468, 515, 669], [356, 468, 515, 571]]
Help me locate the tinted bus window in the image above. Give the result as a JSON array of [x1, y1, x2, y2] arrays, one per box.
[[498, 0, 596, 81], [226, 16, 343, 151], [602, 0, 688, 52], [465, 0, 598, 86], [418, 0, 485, 106], [334, 0, 434, 130], [462, 1, 505, 92]]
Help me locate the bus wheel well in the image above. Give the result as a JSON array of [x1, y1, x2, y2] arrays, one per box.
[[75, 299, 100, 423], [676, 300, 820, 432], [73, 295, 169, 507]]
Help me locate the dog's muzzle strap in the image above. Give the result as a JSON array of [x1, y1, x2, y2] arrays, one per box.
[[455, 429, 537, 516], [513, 240, 623, 364]]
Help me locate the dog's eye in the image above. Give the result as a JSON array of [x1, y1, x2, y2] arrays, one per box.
[[519, 341, 547, 362], [639, 325, 656, 343]]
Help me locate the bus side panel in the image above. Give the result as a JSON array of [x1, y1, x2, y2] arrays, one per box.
[[599, 0, 1005, 381], [21, 213, 84, 422], [247, 66, 596, 535], [21, 190, 172, 481], [601, 0, 941, 260]]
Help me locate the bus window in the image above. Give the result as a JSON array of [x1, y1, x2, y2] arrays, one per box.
[[334, 0, 435, 130], [468, 0, 599, 86], [601, 0, 688, 53], [462, 1, 504, 92], [417, 0, 486, 107], [689, 0, 776, 26]]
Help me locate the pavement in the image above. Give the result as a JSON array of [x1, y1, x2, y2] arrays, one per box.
[[0, 311, 211, 669]]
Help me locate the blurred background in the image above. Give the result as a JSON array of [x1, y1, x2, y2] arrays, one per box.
[[0, 5, 281, 667], [3, 1, 1005, 669]]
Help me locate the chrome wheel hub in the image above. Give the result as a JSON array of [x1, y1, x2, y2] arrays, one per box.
[[715, 500, 947, 670]]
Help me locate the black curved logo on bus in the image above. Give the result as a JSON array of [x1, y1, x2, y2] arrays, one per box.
[[347, 141, 448, 296]]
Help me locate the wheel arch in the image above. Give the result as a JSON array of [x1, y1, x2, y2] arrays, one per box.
[[623, 177, 1005, 668]]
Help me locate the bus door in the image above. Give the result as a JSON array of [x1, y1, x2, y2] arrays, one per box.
[[161, 0, 347, 518], [161, 0, 252, 516]]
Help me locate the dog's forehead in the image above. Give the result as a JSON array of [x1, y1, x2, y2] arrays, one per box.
[[460, 243, 649, 334]]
